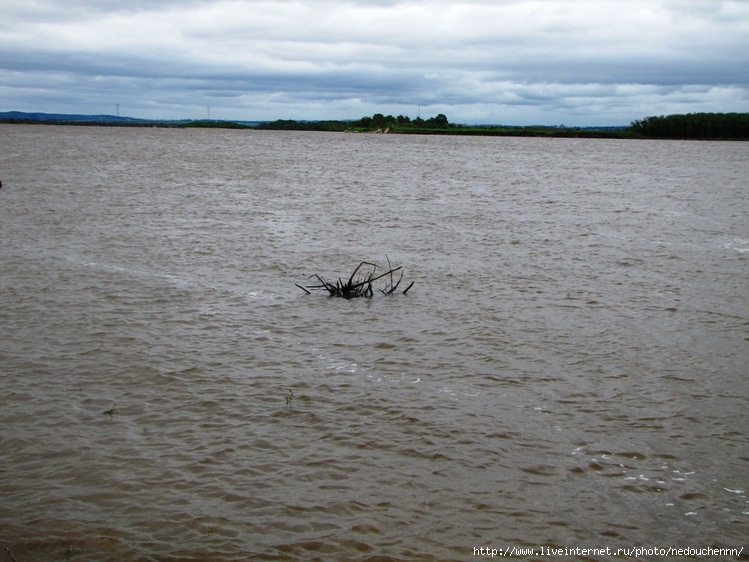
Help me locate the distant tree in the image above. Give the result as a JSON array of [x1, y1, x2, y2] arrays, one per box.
[[372, 113, 387, 127], [434, 113, 449, 128], [355, 116, 373, 128], [422, 114, 450, 128]]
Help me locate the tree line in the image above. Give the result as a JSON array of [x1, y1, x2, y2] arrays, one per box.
[[257, 112, 749, 139], [257, 113, 451, 132], [9, 110, 745, 140], [629, 112, 749, 139], [349, 113, 450, 130], [255, 119, 349, 132]]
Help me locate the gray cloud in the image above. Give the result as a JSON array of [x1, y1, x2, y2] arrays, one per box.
[[1, 0, 747, 124]]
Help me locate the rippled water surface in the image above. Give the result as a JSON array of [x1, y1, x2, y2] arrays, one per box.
[[1, 125, 747, 561]]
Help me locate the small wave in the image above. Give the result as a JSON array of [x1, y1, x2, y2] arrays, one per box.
[[329, 361, 358, 373], [724, 238, 749, 253]]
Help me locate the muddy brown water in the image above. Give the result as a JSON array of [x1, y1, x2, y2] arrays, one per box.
[[1, 125, 747, 560]]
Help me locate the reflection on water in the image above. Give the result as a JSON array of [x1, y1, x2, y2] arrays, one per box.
[[0, 125, 747, 560]]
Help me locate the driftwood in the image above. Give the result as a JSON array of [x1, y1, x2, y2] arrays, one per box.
[[297, 258, 413, 298], [5, 547, 19, 562]]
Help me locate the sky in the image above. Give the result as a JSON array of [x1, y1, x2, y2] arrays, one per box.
[[1, 0, 748, 126]]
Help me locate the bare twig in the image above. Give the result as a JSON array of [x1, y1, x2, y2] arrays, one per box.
[[5, 546, 20, 562], [298, 259, 412, 298], [295, 283, 311, 294]]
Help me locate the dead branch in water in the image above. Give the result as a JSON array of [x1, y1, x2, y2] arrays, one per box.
[[298, 258, 413, 298], [5, 547, 19, 562]]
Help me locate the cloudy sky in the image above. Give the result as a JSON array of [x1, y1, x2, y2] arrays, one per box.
[[1, 0, 747, 125]]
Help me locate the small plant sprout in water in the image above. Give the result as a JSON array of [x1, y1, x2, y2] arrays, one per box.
[[102, 402, 117, 416], [285, 389, 295, 406]]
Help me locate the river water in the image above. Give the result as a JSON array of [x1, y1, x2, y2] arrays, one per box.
[[0, 124, 747, 561]]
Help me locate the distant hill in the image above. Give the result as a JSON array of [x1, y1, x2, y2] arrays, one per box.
[[0, 111, 152, 123], [0, 111, 270, 128]]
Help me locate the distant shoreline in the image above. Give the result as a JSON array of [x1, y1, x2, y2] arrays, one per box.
[[0, 117, 639, 139], [2, 111, 747, 140]]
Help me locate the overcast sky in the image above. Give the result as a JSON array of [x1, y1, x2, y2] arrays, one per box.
[[1, 0, 747, 125]]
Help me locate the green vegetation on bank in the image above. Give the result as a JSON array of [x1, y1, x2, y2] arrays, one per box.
[[629, 112, 749, 139], [258, 111, 749, 139], [256, 119, 349, 132], [180, 120, 251, 129], [348, 112, 450, 130], [256, 112, 452, 132], [2, 111, 747, 139], [258, 112, 636, 138]]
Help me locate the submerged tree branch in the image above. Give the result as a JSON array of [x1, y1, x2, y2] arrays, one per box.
[[298, 258, 413, 298]]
